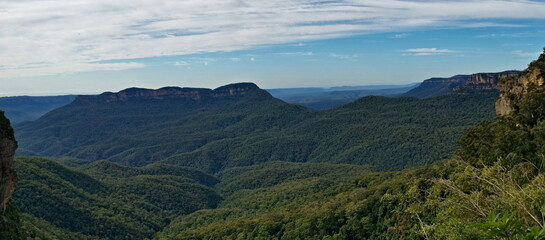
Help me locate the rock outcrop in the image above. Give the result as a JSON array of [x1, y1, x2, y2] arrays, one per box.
[[76, 83, 271, 103], [0, 111, 16, 211], [496, 50, 545, 116]]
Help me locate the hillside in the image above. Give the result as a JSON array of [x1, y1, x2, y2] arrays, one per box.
[[0, 95, 75, 124], [156, 49, 545, 240], [402, 71, 521, 98], [16, 82, 497, 172], [13, 157, 221, 240], [12, 159, 375, 239]]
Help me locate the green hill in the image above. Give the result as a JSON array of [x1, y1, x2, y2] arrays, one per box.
[[13, 156, 221, 240], [16, 83, 497, 172]]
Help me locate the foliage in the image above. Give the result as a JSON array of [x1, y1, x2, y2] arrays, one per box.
[[472, 212, 545, 240], [0, 200, 26, 240]]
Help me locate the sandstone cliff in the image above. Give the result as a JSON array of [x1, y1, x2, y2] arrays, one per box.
[[496, 50, 545, 116], [455, 71, 521, 91]]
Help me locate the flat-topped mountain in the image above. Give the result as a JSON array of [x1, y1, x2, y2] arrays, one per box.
[[403, 70, 521, 98], [76, 83, 270, 103]]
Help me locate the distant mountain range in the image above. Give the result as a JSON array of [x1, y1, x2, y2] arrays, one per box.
[[0, 70, 520, 124], [267, 83, 419, 109], [0, 95, 75, 124]]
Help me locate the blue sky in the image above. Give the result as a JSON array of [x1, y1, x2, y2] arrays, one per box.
[[2, 0, 545, 96]]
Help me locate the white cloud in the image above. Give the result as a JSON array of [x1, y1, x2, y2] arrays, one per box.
[[0, 62, 145, 78], [391, 33, 410, 39], [329, 53, 359, 59], [174, 61, 190, 66], [2, 0, 545, 77], [512, 50, 541, 57], [276, 52, 314, 56], [403, 48, 454, 56]]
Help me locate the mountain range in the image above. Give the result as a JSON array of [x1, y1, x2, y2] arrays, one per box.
[[16, 82, 497, 172]]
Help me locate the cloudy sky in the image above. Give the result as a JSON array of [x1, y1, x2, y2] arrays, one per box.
[[2, 0, 545, 96]]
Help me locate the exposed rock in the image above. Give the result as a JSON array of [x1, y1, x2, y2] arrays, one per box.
[[0, 111, 17, 211], [455, 71, 521, 91], [76, 82, 271, 103], [496, 50, 545, 116]]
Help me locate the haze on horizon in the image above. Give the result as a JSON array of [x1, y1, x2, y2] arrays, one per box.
[[2, 0, 545, 96]]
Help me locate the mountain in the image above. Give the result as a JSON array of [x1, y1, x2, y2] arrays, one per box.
[[16, 82, 497, 172], [268, 83, 418, 109], [0, 95, 75, 124], [402, 70, 521, 98], [16, 83, 313, 171]]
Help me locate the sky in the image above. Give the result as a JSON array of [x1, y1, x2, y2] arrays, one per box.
[[2, 0, 545, 96]]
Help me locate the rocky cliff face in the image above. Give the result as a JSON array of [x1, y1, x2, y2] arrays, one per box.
[[455, 71, 521, 91], [76, 83, 271, 103], [0, 111, 16, 211], [496, 50, 545, 116]]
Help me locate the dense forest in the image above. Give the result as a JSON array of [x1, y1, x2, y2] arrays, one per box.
[[5, 51, 545, 239]]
